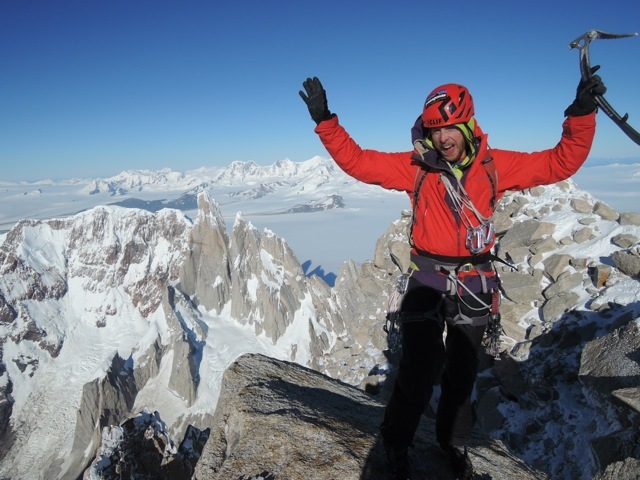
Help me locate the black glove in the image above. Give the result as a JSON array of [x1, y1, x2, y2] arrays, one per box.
[[299, 77, 333, 124], [564, 65, 607, 117]]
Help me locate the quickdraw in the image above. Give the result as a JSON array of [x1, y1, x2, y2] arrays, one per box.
[[569, 29, 640, 146], [483, 287, 504, 360], [383, 253, 408, 354]]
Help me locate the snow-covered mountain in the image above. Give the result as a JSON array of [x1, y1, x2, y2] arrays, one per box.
[[0, 192, 347, 479], [0, 157, 406, 282], [1, 158, 640, 479]]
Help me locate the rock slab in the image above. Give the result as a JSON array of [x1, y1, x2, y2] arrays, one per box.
[[194, 353, 547, 480]]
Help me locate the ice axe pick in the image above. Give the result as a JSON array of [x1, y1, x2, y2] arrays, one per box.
[[569, 29, 640, 146]]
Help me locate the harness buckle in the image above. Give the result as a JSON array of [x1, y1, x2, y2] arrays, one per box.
[[458, 263, 474, 273]]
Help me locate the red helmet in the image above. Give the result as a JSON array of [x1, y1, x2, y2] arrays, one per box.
[[421, 84, 474, 128]]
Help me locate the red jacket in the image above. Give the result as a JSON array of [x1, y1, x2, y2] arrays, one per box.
[[315, 113, 596, 257]]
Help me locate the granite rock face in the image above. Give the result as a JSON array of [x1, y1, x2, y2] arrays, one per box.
[[194, 353, 548, 480]]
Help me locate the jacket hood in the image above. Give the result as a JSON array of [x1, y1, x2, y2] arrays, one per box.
[[410, 114, 486, 171]]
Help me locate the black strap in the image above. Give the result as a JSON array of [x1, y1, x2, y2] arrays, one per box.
[[408, 167, 428, 248], [414, 249, 491, 266], [481, 156, 498, 209], [413, 249, 516, 273]]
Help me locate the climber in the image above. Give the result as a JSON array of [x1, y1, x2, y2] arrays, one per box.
[[299, 71, 605, 479]]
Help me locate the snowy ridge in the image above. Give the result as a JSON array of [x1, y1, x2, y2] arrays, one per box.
[[0, 192, 346, 479], [0, 156, 399, 279]]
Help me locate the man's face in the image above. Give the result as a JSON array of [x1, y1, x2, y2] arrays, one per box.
[[430, 126, 467, 163]]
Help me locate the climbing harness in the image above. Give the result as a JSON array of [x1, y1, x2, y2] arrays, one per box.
[[569, 29, 640, 146], [436, 259, 506, 357], [383, 248, 511, 358]]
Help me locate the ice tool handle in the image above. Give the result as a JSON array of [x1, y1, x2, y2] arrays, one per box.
[[569, 30, 640, 146]]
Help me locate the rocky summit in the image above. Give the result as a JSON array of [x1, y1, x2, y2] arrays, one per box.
[[193, 352, 548, 480]]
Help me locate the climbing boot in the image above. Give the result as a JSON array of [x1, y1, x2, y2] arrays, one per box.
[[442, 444, 473, 479], [384, 442, 412, 480]]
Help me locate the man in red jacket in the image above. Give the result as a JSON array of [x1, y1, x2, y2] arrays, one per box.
[[300, 72, 604, 480]]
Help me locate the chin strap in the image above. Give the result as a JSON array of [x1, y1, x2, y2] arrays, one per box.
[[569, 30, 640, 146]]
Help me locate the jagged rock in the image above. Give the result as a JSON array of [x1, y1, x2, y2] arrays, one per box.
[[528, 186, 546, 197], [491, 354, 530, 399], [0, 206, 193, 479], [579, 321, 640, 399], [589, 263, 613, 288], [498, 268, 544, 305], [492, 209, 515, 235], [529, 236, 557, 255], [612, 387, 640, 414], [0, 373, 14, 462], [540, 292, 580, 323], [194, 353, 548, 480], [497, 219, 556, 261], [542, 253, 574, 281], [162, 288, 199, 407], [474, 386, 506, 431], [528, 252, 543, 268], [559, 235, 574, 245], [593, 458, 640, 480], [0, 296, 17, 324], [570, 197, 593, 214], [542, 271, 584, 300], [619, 212, 640, 226], [612, 233, 639, 249], [83, 411, 209, 479], [177, 194, 231, 314], [589, 429, 640, 477], [612, 249, 640, 278], [372, 212, 411, 272], [573, 226, 593, 243], [228, 214, 307, 343], [495, 194, 529, 222], [506, 246, 532, 264], [579, 216, 598, 225], [594, 201, 620, 221], [70, 353, 144, 478]]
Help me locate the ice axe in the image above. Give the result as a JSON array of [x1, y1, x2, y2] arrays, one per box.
[[569, 29, 640, 146]]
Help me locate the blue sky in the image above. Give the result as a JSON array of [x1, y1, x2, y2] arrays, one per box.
[[1, 0, 639, 182]]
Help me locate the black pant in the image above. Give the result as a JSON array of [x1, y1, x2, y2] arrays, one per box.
[[380, 280, 489, 449]]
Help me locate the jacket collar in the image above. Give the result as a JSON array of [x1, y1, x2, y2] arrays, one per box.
[[410, 115, 488, 173]]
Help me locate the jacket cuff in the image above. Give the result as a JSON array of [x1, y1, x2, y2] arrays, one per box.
[[314, 114, 339, 133]]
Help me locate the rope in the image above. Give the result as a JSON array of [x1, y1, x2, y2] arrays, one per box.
[[440, 164, 495, 254], [444, 269, 491, 312], [440, 164, 491, 227]]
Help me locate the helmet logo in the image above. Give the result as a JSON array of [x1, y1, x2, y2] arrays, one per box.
[[434, 98, 455, 124], [425, 90, 447, 108]]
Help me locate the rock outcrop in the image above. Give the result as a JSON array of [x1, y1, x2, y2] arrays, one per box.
[[194, 353, 547, 480]]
